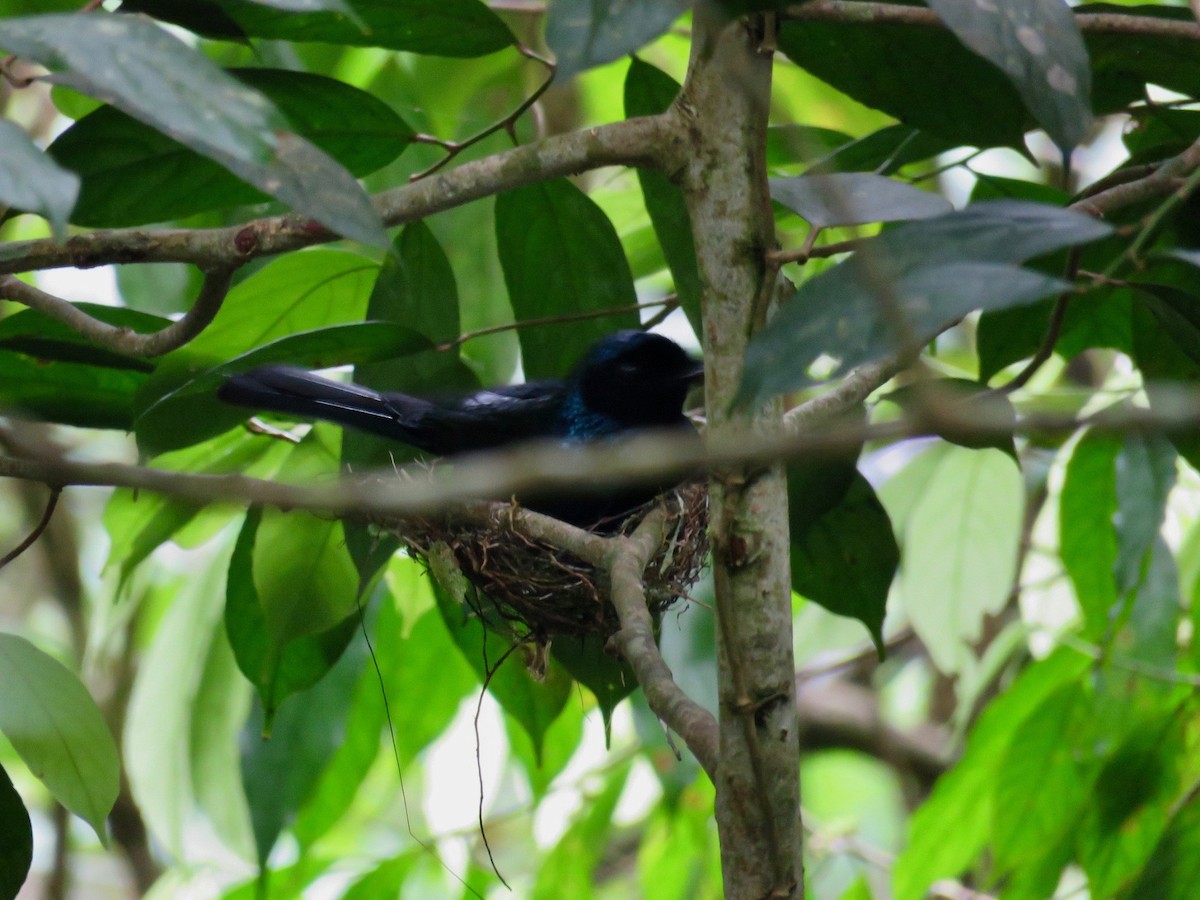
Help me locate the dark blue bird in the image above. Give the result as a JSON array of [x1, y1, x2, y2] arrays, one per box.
[[217, 330, 704, 526]]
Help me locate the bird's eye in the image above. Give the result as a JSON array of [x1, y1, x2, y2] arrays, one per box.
[[617, 360, 639, 375]]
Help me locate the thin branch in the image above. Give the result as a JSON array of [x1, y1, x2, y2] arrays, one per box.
[[606, 509, 720, 778], [1073, 134, 1200, 221], [0, 267, 234, 357], [410, 44, 556, 182], [783, 1, 1200, 42], [0, 114, 680, 276], [0, 484, 59, 569], [999, 247, 1082, 393], [435, 298, 677, 351]]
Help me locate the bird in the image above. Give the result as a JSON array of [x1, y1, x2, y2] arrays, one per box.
[[217, 329, 705, 527]]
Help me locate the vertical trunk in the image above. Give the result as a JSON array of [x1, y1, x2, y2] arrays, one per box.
[[676, 11, 803, 900]]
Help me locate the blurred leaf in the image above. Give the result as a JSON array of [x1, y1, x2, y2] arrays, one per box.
[[624, 58, 702, 335], [50, 68, 412, 228], [882, 379, 1017, 455], [342, 853, 420, 899], [0, 14, 386, 245], [496, 179, 640, 379], [769, 173, 951, 227], [0, 635, 119, 845], [240, 631, 365, 867], [1136, 282, 1200, 367], [884, 444, 1024, 675], [227, 510, 358, 720], [546, 0, 687, 80], [116, 264, 203, 317], [505, 686, 583, 800], [124, 552, 232, 858], [1113, 431, 1176, 596], [244, 0, 356, 13], [1131, 299, 1200, 471], [926, 0, 1092, 151], [552, 635, 637, 740], [0, 762, 32, 900], [1079, 716, 1187, 897], [0, 120, 79, 239], [991, 683, 1090, 876], [136, 321, 430, 455], [804, 123, 957, 175], [104, 429, 290, 586], [1060, 430, 1121, 636], [893, 648, 1091, 899], [1126, 782, 1200, 900], [791, 473, 897, 651], [0, 350, 146, 429], [739, 201, 1110, 405], [531, 759, 632, 899], [123, 0, 514, 56], [428, 544, 571, 762]]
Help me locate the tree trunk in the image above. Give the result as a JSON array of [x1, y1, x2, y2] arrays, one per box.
[[676, 11, 804, 900]]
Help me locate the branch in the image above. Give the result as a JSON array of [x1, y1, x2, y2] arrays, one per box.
[[1072, 135, 1200, 220], [606, 510, 720, 778], [783, 1, 1200, 41], [0, 114, 680, 275], [0, 267, 234, 357]]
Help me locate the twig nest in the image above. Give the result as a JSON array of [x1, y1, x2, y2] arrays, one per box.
[[384, 481, 709, 641]]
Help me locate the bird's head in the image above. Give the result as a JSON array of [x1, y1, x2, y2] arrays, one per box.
[[572, 330, 704, 427]]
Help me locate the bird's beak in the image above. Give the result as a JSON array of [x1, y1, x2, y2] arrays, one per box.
[[683, 360, 705, 383]]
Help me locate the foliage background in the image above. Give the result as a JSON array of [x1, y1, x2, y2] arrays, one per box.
[[2, 0, 1200, 898]]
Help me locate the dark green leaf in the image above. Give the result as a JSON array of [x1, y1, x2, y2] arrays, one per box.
[[226, 510, 358, 719], [179, 0, 514, 57], [1126, 786, 1200, 900], [790, 473, 897, 650], [240, 631, 365, 867], [496, 179, 640, 378], [804, 124, 957, 176], [546, 0, 687, 80], [1131, 298, 1200, 470], [0, 120, 78, 239], [883, 379, 1017, 455], [342, 854, 420, 899], [116, 0, 248, 40], [926, 0, 1092, 151], [1113, 431, 1176, 596], [1084, 5, 1200, 111], [1060, 430, 1121, 636], [0, 762, 31, 900], [49, 68, 412, 228], [0, 350, 145, 429], [552, 635, 637, 739], [0, 634, 120, 844], [778, 15, 1030, 150], [625, 59, 702, 335], [244, 0, 356, 14], [428, 544, 571, 762], [770, 173, 951, 227], [1135, 282, 1200, 367], [135, 322, 431, 455], [739, 201, 1109, 405], [0, 303, 165, 372], [0, 14, 386, 245]]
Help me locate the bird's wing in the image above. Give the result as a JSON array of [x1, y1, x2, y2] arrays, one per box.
[[415, 382, 565, 454]]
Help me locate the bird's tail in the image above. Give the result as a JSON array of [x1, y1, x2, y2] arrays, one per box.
[[218, 365, 431, 443]]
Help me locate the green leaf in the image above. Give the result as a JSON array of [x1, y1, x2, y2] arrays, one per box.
[[552, 635, 637, 740], [0, 762, 32, 900], [505, 685, 583, 800], [0, 14, 386, 245], [991, 683, 1091, 876], [123, 550, 233, 858], [1113, 431, 1176, 595], [125, 0, 515, 57], [495, 179, 640, 378], [240, 632, 365, 867], [926, 0, 1092, 152], [893, 648, 1091, 899], [1126, 785, 1200, 900], [0, 349, 146, 429], [0, 634, 119, 844], [103, 429, 290, 586], [624, 58, 702, 335], [790, 473, 897, 651], [1060, 430, 1121, 636], [769, 173, 951, 228], [886, 444, 1024, 675], [428, 544, 571, 762], [49, 68, 413, 228], [0, 120, 78, 239], [545, 0, 687, 80], [135, 321, 431, 455], [226, 510, 358, 719], [778, 15, 1029, 151], [342, 854, 420, 899], [739, 201, 1109, 405], [804, 123, 957, 176], [882, 378, 1017, 455]]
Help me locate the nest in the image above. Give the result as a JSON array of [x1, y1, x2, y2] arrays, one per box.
[[382, 481, 709, 642]]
